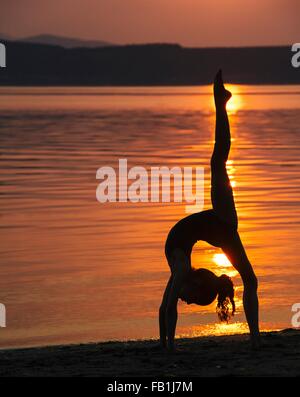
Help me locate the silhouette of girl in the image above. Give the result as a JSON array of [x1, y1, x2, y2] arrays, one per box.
[[160, 71, 260, 351]]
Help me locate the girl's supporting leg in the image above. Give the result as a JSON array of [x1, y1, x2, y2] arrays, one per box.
[[222, 233, 260, 348]]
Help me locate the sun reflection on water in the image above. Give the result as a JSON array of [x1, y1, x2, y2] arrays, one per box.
[[178, 322, 249, 338], [213, 253, 231, 267], [212, 253, 238, 279], [226, 85, 243, 114]]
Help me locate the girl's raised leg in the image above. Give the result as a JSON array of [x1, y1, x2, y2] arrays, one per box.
[[212, 70, 260, 348], [211, 70, 238, 228]]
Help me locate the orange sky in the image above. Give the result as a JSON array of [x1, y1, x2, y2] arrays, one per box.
[[1, 0, 299, 46]]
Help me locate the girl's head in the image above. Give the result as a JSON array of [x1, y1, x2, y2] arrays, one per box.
[[179, 268, 235, 322]]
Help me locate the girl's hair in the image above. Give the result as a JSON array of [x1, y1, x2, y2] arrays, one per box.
[[216, 274, 236, 322]]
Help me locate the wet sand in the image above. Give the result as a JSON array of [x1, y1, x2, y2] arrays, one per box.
[[0, 329, 299, 377]]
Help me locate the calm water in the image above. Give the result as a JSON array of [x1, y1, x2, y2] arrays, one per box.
[[0, 86, 300, 348]]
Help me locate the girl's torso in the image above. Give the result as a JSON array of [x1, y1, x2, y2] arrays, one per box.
[[165, 209, 237, 259]]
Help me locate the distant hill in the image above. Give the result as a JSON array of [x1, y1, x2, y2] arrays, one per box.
[[0, 34, 114, 48], [0, 33, 13, 41], [0, 41, 298, 86], [19, 34, 114, 48]]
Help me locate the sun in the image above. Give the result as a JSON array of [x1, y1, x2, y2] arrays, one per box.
[[225, 84, 242, 114], [213, 253, 232, 267]]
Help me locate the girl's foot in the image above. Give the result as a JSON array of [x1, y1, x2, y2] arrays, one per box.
[[214, 69, 232, 107], [251, 335, 262, 350]]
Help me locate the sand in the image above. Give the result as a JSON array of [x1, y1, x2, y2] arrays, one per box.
[[0, 329, 299, 377]]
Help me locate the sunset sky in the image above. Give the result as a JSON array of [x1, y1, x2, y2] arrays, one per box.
[[1, 0, 299, 47]]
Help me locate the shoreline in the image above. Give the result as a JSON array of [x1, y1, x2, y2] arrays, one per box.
[[0, 329, 299, 377]]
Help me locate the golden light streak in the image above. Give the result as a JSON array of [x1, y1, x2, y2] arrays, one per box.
[[226, 85, 243, 114], [213, 253, 232, 267]]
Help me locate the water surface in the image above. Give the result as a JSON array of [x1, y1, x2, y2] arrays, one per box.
[[0, 85, 299, 348]]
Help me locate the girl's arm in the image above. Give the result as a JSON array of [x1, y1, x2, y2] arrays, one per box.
[[165, 273, 185, 351], [159, 276, 173, 348]]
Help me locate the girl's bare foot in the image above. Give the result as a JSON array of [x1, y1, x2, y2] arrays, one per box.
[[214, 69, 232, 107], [251, 335, 262, 350]]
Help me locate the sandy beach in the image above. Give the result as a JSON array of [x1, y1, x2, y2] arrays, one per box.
[[0, 329, 299, 377]]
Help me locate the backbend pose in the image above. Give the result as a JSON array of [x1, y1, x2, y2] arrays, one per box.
[[160, 70, 260, 351]]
